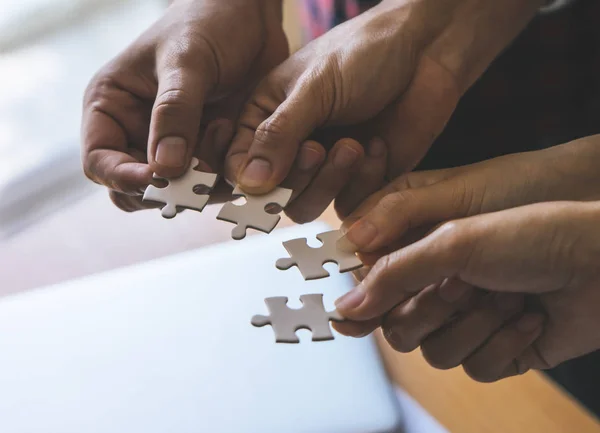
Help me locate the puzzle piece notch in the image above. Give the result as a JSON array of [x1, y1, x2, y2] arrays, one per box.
[[276, 230, 363, 280], [142, 157, 218, 218], [251, 294, 344, 343], [217, 186, 292, 240]]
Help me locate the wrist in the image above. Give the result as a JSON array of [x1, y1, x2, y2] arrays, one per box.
[[420, 0, 545, 95]]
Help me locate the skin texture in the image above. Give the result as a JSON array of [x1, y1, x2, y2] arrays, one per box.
[[81, 0, 384, 219], [81, 0, 382, 219], [226, 0, 544, 220], [333, 135, 600, 382], [82, 0, 542, 221]]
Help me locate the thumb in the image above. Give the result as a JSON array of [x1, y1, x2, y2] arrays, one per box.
[[225, 75, 325, 194], [337, 202, 589, 321], [148, 50, 215, 178], [339, 173, 472, 253], [335, 221, 472, 321]]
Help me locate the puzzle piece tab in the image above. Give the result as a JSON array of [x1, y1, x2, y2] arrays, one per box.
[[217, 186, 292, 240], [143, 157, 218, 218], [276, 230, 363, 280], [251, 294, 344, 343]]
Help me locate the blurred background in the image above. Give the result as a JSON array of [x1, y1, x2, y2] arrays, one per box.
[[0, 0, 164, 237]]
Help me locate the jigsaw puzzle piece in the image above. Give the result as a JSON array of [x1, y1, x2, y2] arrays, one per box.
[[142, 157, 218, 219], [316, 230, 363, 273], [275, 238, 331, 280], [251, 295, 343, 344], [276, 230, 363, 280], [217, 186, 292, 240], [299, 294, 344, 342], [144, 181, 179, 218]]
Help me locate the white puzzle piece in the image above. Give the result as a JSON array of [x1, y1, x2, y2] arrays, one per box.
[[143, 157, 218, 219], [276, 230, 363, 280], [251, 294, 344, 343], [217, 186, 292, 240]]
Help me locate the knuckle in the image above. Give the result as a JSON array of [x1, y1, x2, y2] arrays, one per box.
[[448, 177, 471, 214], [377, 190, 414, 215], [84, 68, 113, 105], [254, 112, 291, 147], [154, 89, 198, 116], [370, 254, 393, 283], [432, 220, 473, 263], [388, 174, 414, 193]]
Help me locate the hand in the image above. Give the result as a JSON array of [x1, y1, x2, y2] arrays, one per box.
[[339, 135, 600, 255], [333, 135, 600, 338], [336, 201, 600, 382], [81, 0, 288, 211], [225, 0, 543, 222]]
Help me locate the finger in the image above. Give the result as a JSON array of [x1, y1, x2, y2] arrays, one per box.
[[337, 165, 461, 243], [109, 190, 160, 213], [420, 292, 525, 370], [461, 313, 545, 383], [357, 225, 434, 267], [382, 279, 476, 353], [279, 140, 326, 201], [332, 317, 381, 338], [284, 138, 364, 224], [82, 109, 153, 194], [339, 174, 473, 253], [195, 119, 235, 173], [226, 77, 325, 194], [148, 48, 215, 178], [335, 221, 474, 321], [334, 137, 388, 219]]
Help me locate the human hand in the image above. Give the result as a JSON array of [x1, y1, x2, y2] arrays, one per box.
[[81, 0, 288, 211], [333, 135, 600, 338], [336, 201, 600, 382], [339, 135, 600, 255], [225, 0, 543, 222]]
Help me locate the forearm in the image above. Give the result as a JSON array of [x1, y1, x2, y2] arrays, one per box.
[[412, 0, 545, 94]]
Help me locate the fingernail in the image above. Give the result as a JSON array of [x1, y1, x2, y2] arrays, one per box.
[[156, 136, 187, 167], [297, 144, 322, 171], [240, 158, 272, 188], [517, 314, 544, 333], [345, 220, 378, 250], [495, 294, 524, 313], [335, 288, 366, 311], [337, 235, 359, 253], [369, 138, 386, 158], [334, 145, 360, 169], [438, 279, 471, 303]]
